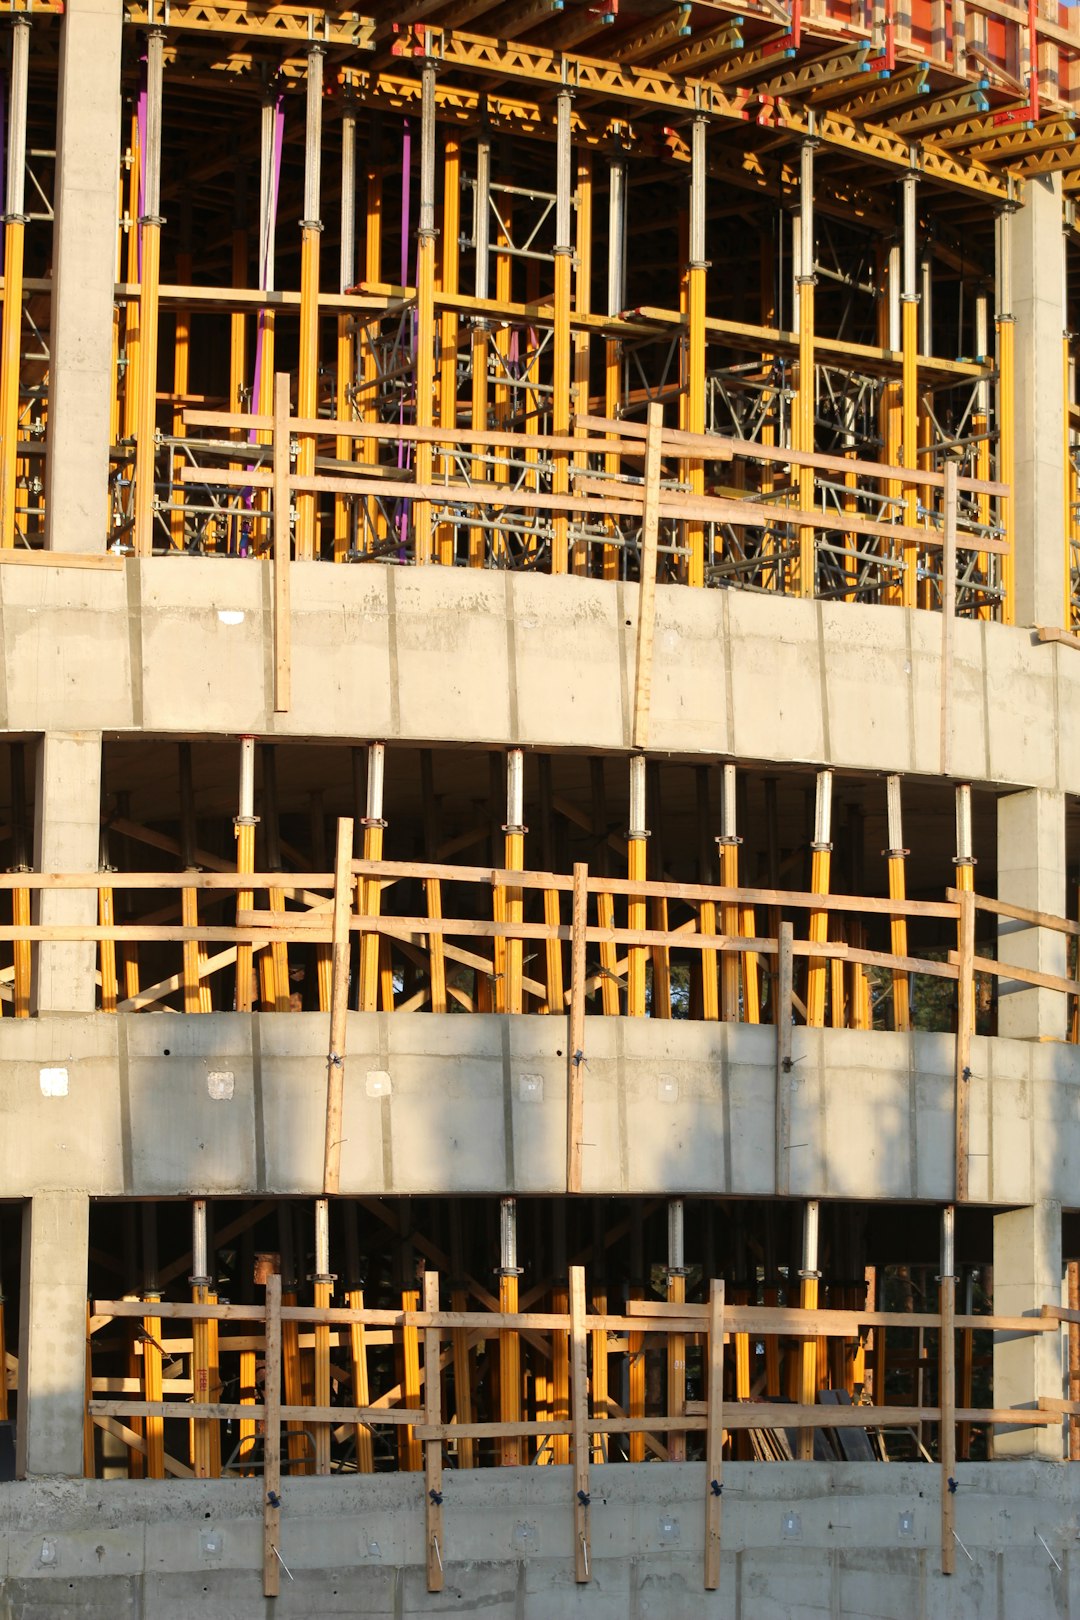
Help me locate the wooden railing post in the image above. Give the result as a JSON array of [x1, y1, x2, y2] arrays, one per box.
[[263, 1272, 283, 1599], [323, 816, 355, 1196], [566, 863, 588, 1194], [775, 921, 794, 1197], [704, 1279, 726, 1591], [570, 1265, 591, 1583], [940, 1208, 957, 1576], [955, 890, 975, 1202], [423, 1271, 445, 1593]]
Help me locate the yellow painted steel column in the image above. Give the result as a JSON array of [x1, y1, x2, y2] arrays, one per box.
[[552, 90, 573, 575], [469, 137, 490, 568], [886, 773, 910, 1032], [797, 1200, 820, 1461], [1065, 332, 1073, 631], [627, 755, 648, 1017], [234, 737, 257, 1014], [335, 94, 356, 564], [437, 134, 461, 567], [997, 206, 1016, 624], [172, 245, 193, 549], [190, 1201, 213, 1478], [603, 157, 625, 581], [806, 769, 832, 1028], [498, 1199, 522, 1466], [666, 1201, 687, 1462], [0, 16, 29, 549], [133, 31, 164, 558], [718, 762, 741, 1023], [686, 117, 708, 588], [796, 138, 817, 598], [502, 748, 525, 1016], [295, 46, 323, 561], [413, 61, 438, 565], [360, 145, 382, 552], [572, 150, 592, 575], [901, 173, 920, 609], [313, 1200, 332, 1476], [360, 742, 387, 1013]]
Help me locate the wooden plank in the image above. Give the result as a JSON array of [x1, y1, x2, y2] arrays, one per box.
[[567, 862, 588, 1194], [570, 1266, 591, 1584], [775, 922, 794, 1196], [322, 817, 354, 1196], [272, 371, 292, 713], [263, 1273, 282, 1599], [955, 890, 975, 1204], [960, 888, 1080, 938], [0, 550, 125, 571], [423, 1272, 444, 1593], [185, 408, 647, 459], [631, 402, 663, 751], [577, 415, 1007, 495], [704, 1280, 725, 1591], [1036, 625, 1080, 653], [90, 1414, 194, 1479], [968, 952, 1080, 998], [940, 1272, 957, 1577]]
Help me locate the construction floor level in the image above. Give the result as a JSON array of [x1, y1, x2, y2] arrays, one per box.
[[5, 0, 1080, 1614]]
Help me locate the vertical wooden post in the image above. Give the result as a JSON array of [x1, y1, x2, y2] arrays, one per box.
[[886, 774, 911, 1032], [940, 1209, 957, 1576], [775, 921, 794, 1196], [0, 17, 29, 550], [632, 403, 663, 752], [954, 888, 975, 1203], [704, 1279, 726, 1591], [323, 817, 354, 1196], [272, 372, 292, 714], [566, 862, 588, 1194], [424, 1271, 445, 1591], [570, 1265, 591, 1583], [263, 1272, 282, 1598]]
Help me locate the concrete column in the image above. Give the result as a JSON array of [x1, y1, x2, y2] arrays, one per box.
[[32, 731, 102, 1013], [996, 788, 1066, 1040], [1012, 173, 1066, 627], [16, 1192, 90, 1477], [43, 0, 123, 552], [992, 1201, 1063, 1460]]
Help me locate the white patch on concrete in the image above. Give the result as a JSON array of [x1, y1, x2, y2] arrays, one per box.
[[366, 1070, 392, 1098], [518, 1073, 543, 1102], [39, 1066, 69, 1097], [656, 1074, 678, 1103], [217, 609, 245, 625], [207, 1071, 234, 1101]]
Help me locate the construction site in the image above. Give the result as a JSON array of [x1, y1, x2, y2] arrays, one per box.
[[4, 0, 1080, 1613]]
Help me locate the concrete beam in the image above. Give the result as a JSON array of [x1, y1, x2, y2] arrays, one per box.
[[15, 1191, 90, 1478], [996, 788, 1067, 1041], [43, 0, 123, 552], [32, 731, 102, 1013]]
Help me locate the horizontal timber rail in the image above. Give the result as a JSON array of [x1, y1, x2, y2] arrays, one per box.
[[87, 1270, 1066, 1596], [5, 837, 1079, 1202], [152, 382, 1011, 654]]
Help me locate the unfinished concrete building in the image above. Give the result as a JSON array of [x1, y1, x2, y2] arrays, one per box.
[[3, 0, 1080, 1614]]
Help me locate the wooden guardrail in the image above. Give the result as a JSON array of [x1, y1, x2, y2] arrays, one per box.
[[88, 1271, 1063, 1597], [2, 836, 1079, 1204]]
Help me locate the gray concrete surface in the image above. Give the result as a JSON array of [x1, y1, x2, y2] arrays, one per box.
[[0, 1011, 1078, 1205], [1013, 173, 1067, 632], [31, 731, 102, 1014], [43, 0, 123, 554], [1, 561, 1079, 792], [1, 1462, 1078, 1618]]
